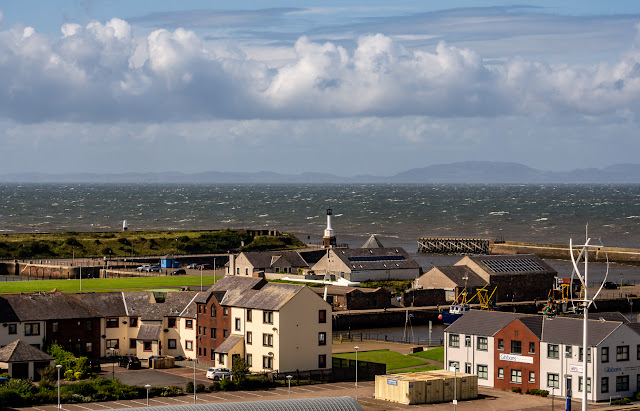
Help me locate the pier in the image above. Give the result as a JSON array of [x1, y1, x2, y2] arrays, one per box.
[[417, 237, 491, 254]]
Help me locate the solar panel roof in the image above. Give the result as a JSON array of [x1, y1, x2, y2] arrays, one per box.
[[480, 258, 546, 273]]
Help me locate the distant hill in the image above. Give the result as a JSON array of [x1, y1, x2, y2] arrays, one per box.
[[1, 162, 639, 183]]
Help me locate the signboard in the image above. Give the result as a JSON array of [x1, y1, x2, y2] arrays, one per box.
[[569, 365, 583, 373], [387, 378, 398, 386], [604, 367, 622, 373], [499, 353, 534, 364]]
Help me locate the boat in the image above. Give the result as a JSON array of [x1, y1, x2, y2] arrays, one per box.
[[438, 279, 498, 325]]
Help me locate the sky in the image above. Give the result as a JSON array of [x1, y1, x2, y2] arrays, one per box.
[[1, 1, 640, 176]]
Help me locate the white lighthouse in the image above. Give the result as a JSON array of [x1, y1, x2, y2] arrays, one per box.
[[322, 208, 337, 248]]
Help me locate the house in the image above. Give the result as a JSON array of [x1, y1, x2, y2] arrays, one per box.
[[311, 285, 391, 310], [0, 339, 54, 381], [227, 250, 318, 277], [414, 266, 487, 301], [444, 310, 640, 402], [199, 276, 332, 374], [311, 247, 421, 282]]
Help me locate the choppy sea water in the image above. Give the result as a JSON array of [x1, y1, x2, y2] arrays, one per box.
[[1, 183, 639, 281]]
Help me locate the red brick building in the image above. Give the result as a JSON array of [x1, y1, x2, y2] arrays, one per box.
[[493, 317, 541, 391], [194, 290, 232, 366]]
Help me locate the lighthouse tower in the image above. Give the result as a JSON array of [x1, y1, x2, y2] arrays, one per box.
[[322, 208, 337, 248]]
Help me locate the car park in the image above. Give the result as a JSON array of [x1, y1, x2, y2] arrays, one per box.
[[206, 367, 231, 380], [146, 265, 161, 272], [137, 265, 150, 272], [119, 356, 142, 370], [172, 269, 186, 275], [187, 263, 199, 269]]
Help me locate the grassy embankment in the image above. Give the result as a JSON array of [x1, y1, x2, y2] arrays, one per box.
[[0, 229, 305, 260], [332, 347, 444, 374]]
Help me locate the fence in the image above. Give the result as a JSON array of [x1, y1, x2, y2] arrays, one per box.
[[333, 331, 443, 346], [331, 358, 386, 382]]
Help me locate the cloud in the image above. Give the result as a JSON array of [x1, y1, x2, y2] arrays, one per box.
[[0, 15, 639, 125]]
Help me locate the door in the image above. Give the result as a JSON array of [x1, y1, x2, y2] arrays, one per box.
[[465, 363, 472, 374], [566, 376, 572, 397]]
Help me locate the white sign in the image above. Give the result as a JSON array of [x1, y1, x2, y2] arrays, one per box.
[[499, 353, 534, 364], [569, 365, 583, 373]]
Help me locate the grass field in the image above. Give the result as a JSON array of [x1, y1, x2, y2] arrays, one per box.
[[389, 365, 441, 374], [0, 275, 220, 293], [409, 346, 444, 363], [332, 350, 426, 370]]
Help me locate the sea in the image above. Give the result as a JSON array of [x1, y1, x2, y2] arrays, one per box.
[[1, 183, 640, 283]]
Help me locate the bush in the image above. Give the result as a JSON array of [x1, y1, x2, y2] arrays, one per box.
[[612, 398, 631, 405], [511, 387, 522, 394], [196, 383, 206, 393], [161, 386, 183, 397], [184, 381, 194, 394], [209, 382, 220, 392], [0, 388, 25, 407], [219, 378, 236, 391]]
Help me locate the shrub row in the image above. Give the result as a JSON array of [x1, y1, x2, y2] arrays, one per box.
[[184, 375, 272, 394]]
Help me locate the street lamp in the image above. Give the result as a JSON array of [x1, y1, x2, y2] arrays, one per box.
[[193, 358, 197, 404], [145, 384, 151, 407], [56, 364, 62, 409], [354, 346, 359, 400], [286, 375, 293, 399], [109, 347, 115, 380]]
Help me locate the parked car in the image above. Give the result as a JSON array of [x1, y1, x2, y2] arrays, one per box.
[[603, 281, 618, 289], [146, 265, 161, 272], [119, 356, 142, 370], [137, 265, 150, 272], [187, 263, 199, 269], [87, 359, 102, 373], [206, 367, 231, 380], [172, 269, 186, 275], [198, 264, 213, 270]]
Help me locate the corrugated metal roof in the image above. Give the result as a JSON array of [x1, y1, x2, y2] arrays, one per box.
[[467, 254, 557, 276], [110, 396, 363, 411], [334, 247, 419, 270]]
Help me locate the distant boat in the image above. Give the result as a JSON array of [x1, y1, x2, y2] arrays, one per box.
[[438, 280, 498, 325]]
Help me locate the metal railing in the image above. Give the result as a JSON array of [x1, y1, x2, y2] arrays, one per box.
[[333, 331, 443, 346]]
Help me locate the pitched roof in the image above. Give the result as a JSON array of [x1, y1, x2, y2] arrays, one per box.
[[362, 235, 385, 248], [445, 310, 524, 336], [221, 283, 305, 311], [433, 266, 487, 287], [1, 291, 96, 321], [137, 324, 162, 341], [123, 291, 199, 320], [465, 254, 557, 276], [518, 316, 543, 339], [332, 247, 420, 271], [541, 316, 621, 346], [70, 292, 127, 317], [214, 334, 244, 354], [0, 339, 53, 362], [210, 276, 266, 293], [241, 251, 311, 270]]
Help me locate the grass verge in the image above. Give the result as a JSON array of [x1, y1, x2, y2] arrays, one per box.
[[389, 365, 441, 374], [333, 350, 425, 370], [409, 346, 444, 363]]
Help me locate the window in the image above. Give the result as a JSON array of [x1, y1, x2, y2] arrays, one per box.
[[236, 267, 240, 275], [477, 337, 488, 351], [202, 306, 206, 314], [168, 317, 177, 328], [24, 323, 40, 336], [529, 342, 536, 354], [246, 354, 252, 366], [602, 347, 609, 363], [211, 351, 215, 360], [106, 339, 119, 349], [130, 317, 138, 327], [617, 345, 629, 361], [106, 318, 119, 328], [8, 324, 16, 334], [247, 309, 252, 322], [245, 268, 249, 275], [448, 361, 459, 371], [547, 373, 559, 388], [185, 340, 193, 351], [211, 306, 216, 317], [185, 319, 193, 329], [497, 368, 504, 379], [465, 363, 471, 374], [319, 354, 327, 368], [579, 347, 591, 362], [52, 322, 59, 333], [511, 340, 522, 355], [86, 342, 92, 353], [203, 348, 207, 357], [465, 336, 471, 347], [497, 339, 504, 351], [263, 333, 273, 347], [578, 377, 591, 393], [168, 339, 177, 349], [449, 334, 460, 348], [616, 375, 629, 392], [235, 318, 241, 331], [263, 311, 273, 324], [223, 329, 228, 338], [601, 377, 609, 393], [211, 328, 216, 338], [246, 331, 253, 345], [143, 341, 152, 352], [263, 356, 273, 369], [319, 310, 327, 323], [566, 346, 573, 358], [477, 365, 488, 380], [529, 372, 535, 383], [86, 320, 92, 331], [548, 344, 559, 359], [319, 332, 326, 346], [511, 369, 522, 384], [223, 308, 229, 316], [638, 345, 640, 360]]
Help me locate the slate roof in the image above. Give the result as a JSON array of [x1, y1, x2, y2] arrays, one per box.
[[123, 291, 199, 320], [70, 292, 127, 317], [311, 285, 384, 297], [242, 251, 311, 270], [518, 316, 543, 339], [466, 254, 556, 276], [0, 339, 53, 362], [563, 312, 630, 323], [541, 316, 621, 346], [444, 310, 523, 337], [298, 249, 328, 264], [210, 276, 266, 293], [194, 290, 226, 305], [333, 247, 420, 271], [137, 324, 162, 341], [434, 266, 487, 287], [362, 235, 385, 248], [222, 282, 305, 311], [214, 334, 244, 354], [1, 291, 95, 321]]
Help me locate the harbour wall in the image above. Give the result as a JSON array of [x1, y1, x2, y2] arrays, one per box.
[[491, 241, 640, 264]]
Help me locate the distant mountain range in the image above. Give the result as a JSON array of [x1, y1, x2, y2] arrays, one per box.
[[2, 162, 640, 184]]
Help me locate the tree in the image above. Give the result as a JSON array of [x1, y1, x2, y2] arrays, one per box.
[[232, 357, 249, 386]]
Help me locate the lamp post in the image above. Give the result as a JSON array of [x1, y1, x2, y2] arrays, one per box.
[[286, 375, 293, 399], [56, 364, 62, 409], [193, 357, 197, 404], [354, 345, 359, 400], [79, 266, 82, 292], [449, 365, 457, 411], [145, 384, 151, 407], [72, 247, 75, 266], [200, 265, 203, 291], [109, 347, 115, 380], [213, 257, 216, 285]]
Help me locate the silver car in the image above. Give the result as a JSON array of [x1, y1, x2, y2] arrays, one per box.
[[206, 367, 231, 380]]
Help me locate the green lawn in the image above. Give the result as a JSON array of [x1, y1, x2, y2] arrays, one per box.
[[333, 350, 425, 370], [409, 346, 444, 363], [389, 365, 441, 374], [0, 275, 219, 293]]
